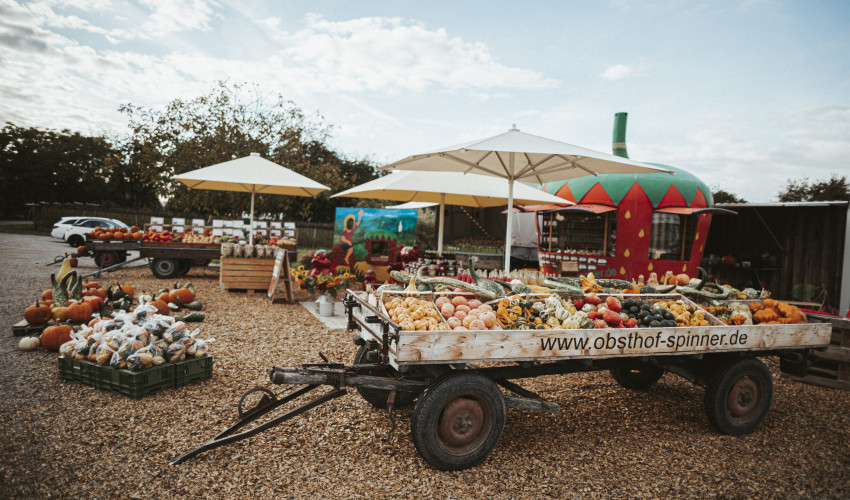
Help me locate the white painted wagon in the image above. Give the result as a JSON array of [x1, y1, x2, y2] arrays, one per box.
[[173, 290, 831, 471]]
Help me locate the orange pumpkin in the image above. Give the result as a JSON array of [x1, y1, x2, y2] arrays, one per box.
[[41, 324, 73, 351], [98, 233, 111, 240], [113, 232, 124, 240], [76, 245, 87, 254], [41, 289, 53, 301], [117, 283, 134, 296], [66, 301, 93, 323], [25, 301, 52, 324], [169, 287, 194, 305], [130, 225, 140, 233], [148, 299, 170, 315]]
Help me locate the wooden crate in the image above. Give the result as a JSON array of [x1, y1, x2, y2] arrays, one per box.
[[220, 257, 276, 292], [784, 313, 850, 390]]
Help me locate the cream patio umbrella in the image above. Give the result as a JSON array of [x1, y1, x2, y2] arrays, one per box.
[[381, 127, 673, 272], [332, 170, 573, 255], [172, 153, 330, 245]]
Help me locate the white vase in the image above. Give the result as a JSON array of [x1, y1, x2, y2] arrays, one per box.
[[316, 294, 335, 316]]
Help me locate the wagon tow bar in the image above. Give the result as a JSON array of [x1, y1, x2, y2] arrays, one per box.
[[170, 354, 428, 465]]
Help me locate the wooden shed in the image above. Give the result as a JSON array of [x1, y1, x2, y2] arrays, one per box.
[[704, 201, 849, 316]]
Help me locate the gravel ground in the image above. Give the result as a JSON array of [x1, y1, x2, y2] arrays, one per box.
[[1, 233, 849, 499]]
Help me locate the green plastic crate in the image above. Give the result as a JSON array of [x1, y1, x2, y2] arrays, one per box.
[[58, 355, 213, 400], [173, 355, 214, 388]]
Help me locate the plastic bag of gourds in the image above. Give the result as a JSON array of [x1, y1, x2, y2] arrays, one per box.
[[58, 303, 214, 371]]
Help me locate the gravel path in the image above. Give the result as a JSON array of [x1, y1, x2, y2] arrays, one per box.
[[1, 233, 849, 498]]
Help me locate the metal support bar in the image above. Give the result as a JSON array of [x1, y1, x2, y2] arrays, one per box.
[[170, 386, 346, 465], [85, 256, 147, 279]]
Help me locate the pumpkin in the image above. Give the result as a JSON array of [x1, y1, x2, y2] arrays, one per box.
[[76, 245, 87, 254], [130, 225, 140, 232], [721, 255, 737, 266], [157, 291, 171, 303], [82, 295, 104, 312], [132, 232, 143, 240], [19, 336, 40, 351], [69, 257, 78, 267], [98, 233, 111, 240], [148, 299, 170, 315], [117, 283, 134, 296], [41, 324, 73, 351], [24, 301, 52, 324], [85, 282, 100, 289], [41, 289, 53, 301], [113, 232, 124, 240], [169, 287, 194, 305], [51, 306, 70, 322], [90, 288, 108, 300], [66, 301, 93, 323], [676, 273, 691, 286]]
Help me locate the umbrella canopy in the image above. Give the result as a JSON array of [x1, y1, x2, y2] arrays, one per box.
[[172, 153, 330, 244], [381, 127, 672, 271], [332, 170, 573, 254]]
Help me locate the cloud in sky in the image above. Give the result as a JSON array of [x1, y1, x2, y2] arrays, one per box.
[[600, 64, 635, 81], [0, 1, 847, 202]]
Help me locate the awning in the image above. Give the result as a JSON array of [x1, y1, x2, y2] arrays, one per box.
[[655, 207, 738, 215], [518, 203, 617, 214]]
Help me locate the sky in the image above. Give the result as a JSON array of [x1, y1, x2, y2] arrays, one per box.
[[1, 0, 849, 202]]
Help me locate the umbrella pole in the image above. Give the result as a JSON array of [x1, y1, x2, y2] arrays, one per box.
[[437, 193, 445, 256], [504, 179, 514, 274], [249, 190, 255, 246]]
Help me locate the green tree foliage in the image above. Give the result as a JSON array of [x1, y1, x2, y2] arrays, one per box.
[[0, 123, 159, 218], [711, 187, 747, 204], [777, 174, 850, 202], [119, 81, 380, 222]]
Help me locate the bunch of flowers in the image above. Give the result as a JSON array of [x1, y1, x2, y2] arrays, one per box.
[[292, 266, 355, 299]]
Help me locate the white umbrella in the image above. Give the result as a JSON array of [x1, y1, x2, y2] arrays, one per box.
[[381, 127, 673, 272], [332, 170, 573, 255], [172, 153, 330, 244]]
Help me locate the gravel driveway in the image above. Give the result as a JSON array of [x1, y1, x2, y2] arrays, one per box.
[[1, 233, 849, 498]]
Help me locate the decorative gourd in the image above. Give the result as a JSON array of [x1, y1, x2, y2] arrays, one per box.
[[183, 301, 204, 311], [149, 299, 170, 315], [51, 306, 70, 322], [18, 337, 40, 351], [56, 258, 72, 282], [66, 301, 93, 323], [51, 273, 68, 307], [24, 301, 52, 324], [169, 287, 195, 305], [41, 324, 73, 351]]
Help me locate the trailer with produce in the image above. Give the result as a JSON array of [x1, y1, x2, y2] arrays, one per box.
[[172, 273, 832, 470]]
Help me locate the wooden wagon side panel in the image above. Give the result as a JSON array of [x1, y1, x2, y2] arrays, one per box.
[[394, 323, 831, 365]]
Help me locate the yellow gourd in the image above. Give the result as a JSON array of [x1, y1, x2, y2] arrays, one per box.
[[56, 258, 72, 282]]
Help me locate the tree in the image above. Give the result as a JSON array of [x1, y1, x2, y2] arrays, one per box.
[[711, 187, 747, 204], [777, 174, 850, 202], [119, 81, 380, 222], [0, 123, 156, 218]]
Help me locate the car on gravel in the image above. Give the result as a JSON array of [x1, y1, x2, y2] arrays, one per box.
[[50, 216, 87, 239], [62, 218, 129, 247]]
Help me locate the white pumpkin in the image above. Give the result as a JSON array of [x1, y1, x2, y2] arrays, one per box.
[[554, 307, 570, 321], [18, 336, 40, 351]]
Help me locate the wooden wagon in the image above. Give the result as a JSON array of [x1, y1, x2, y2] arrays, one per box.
[[172, 290, 832, 470]]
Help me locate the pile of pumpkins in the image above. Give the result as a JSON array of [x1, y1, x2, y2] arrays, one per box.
[[86, 225, 145, 241], [19, 258, 203, 352]]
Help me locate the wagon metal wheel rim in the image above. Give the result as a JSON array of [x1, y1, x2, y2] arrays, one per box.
[[435, 393, 492, 456], [99, 253, 116, 267], [726, 374, 763, 422]]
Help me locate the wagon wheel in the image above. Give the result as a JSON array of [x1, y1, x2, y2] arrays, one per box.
[[150, 258, 181, 279], [704, 358, 773, 435], [410, 373, 505, 471], [610, 364, 665, 390], [237, 387, 278, 418], [177, 259, 192, 276], [353, 345, 419, 409], [95, 251, 118, 268]]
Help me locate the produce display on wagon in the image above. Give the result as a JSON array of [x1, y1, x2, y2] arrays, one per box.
[[363, 262, 806, 332], [17, 258, 208, 358]]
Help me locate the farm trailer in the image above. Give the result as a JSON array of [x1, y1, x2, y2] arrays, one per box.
[[172, 291, 831, 470]]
